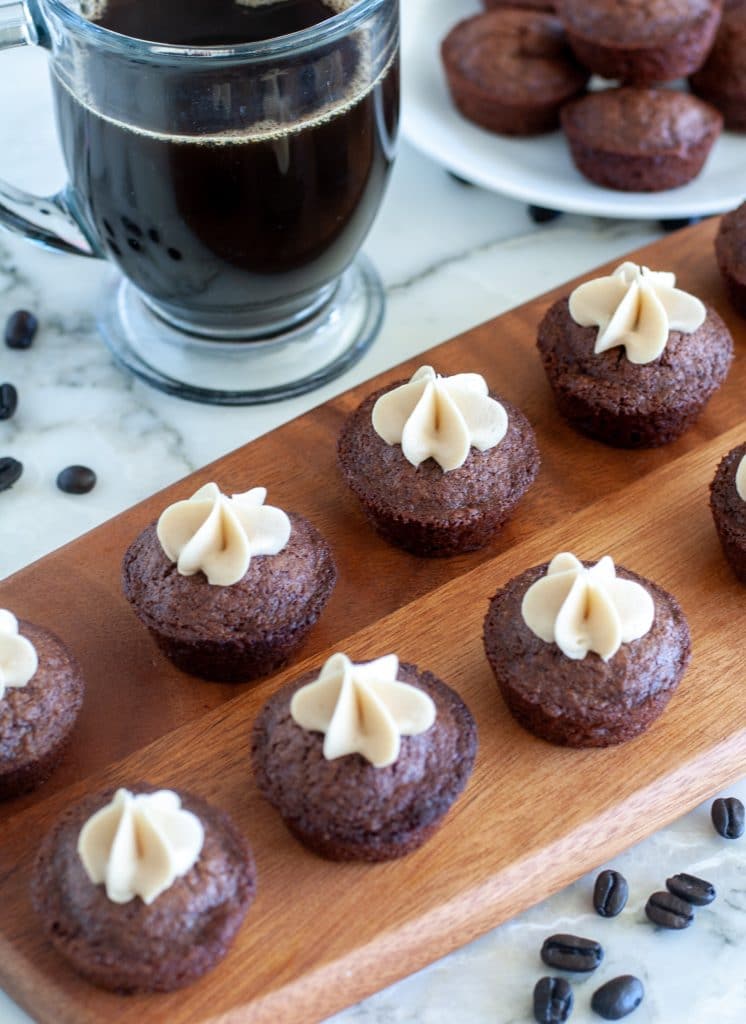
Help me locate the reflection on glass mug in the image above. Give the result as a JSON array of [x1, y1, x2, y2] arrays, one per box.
[[0, 0, 400, 402]]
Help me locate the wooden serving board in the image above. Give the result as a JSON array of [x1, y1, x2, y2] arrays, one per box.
[[1, 218, 745, 1024]]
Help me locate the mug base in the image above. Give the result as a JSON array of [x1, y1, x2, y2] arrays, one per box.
[[96, 255, 385, 405]]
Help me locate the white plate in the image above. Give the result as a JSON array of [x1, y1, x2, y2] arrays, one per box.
[[401, 0, 745, 219]]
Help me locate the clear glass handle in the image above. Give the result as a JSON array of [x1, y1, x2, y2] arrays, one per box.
[[0, 0, 99, 257]]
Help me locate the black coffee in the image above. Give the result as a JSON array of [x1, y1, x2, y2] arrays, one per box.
[[53, 0, 399, 332]]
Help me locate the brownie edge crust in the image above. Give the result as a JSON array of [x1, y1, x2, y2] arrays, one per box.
[[252, 663, 477, 861], [31, 785, 256, 993], [483, 562, 691, 747]]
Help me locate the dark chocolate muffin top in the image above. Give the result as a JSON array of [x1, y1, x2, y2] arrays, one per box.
[[484, 562, 691, 720], [442, 9, 588, 103], [710, 442, 746, 532], [715, 202, 746, 286], [337, 383, 539, 520], [560, 88, 723, 157], [122, 512, 336, 645], [32, 785, 256, 992], [0, 621, 83, 772], [252, 663, 477, 851], [556, 0, 722, 45], [537, 297, 733, 416], [692, 0, 746, 90]]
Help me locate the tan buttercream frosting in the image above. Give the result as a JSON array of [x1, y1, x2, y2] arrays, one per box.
[[371, 365, 508, 472], [77, 788, 204, 905], [568, 261, 706, 365], [736, 455, 746, 502], [289, 652, 436, 768], [156, 482, 291, 587], [521, 552, 655, 662], [0, 609, 38, 699]]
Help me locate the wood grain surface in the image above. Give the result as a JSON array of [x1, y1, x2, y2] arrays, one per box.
[[1, 217, 745, 1023]]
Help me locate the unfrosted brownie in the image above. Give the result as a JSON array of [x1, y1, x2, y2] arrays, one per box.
[[442, 9, 588, 136], [691, 0, 746, 130], [556, 0, 723, 83], [561, 88, 722, 192]]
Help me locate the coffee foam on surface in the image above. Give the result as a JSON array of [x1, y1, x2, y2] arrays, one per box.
[[235, 0, 355, 9], [52, 35, 393, 146], [76, 0, 357, 20]]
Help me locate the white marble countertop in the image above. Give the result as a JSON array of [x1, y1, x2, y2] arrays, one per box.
[[1, 36, 745, 1024]]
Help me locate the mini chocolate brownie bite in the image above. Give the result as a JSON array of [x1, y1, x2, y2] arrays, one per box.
[[483, 553, 691, 747], [691, 0, 746, 130], [537, 262, 733, 448], [122, 482, 336, 682], [710, 442, 746, 582], [0, 612, 84, 800], [32, 785, 256, 992], [715, 203, 746, 317], [561, 88, 722, 193], [441, 9, 588, 136], [252, 653, 477, 861], [556, 0, 723, 83], [337, 366, 539, 556]]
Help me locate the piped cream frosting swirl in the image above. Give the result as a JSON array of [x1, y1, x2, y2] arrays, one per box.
[[736, 455, 746, 502], [290, 652, 436, 768], [371, 365, 508, 472], [0, 610, 38, 700], [77, 788, 204, 905], [569, 261, 706, 365], [521, 552, 655, 662], [157, 482, 291, 587]]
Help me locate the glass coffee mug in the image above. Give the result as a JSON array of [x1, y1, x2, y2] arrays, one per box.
[[0, 0, 399, 403]]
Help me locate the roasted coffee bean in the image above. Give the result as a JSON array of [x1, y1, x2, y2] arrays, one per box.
[[711, 797, 745, 839], [666, 872, 716, 906], [0, 456, 22, 491], [533, 976, 574, 1023], [591, 976, 644, 1020], [4, 310, 38, 349], [541, 934, 603, 972], [593, 870, 628, 918], [56, 465, 96, 495], [0, 383, 17, 420], [660, 216, 701, 232], [529, 205, 562, 224], [645, 890, 694, 929]]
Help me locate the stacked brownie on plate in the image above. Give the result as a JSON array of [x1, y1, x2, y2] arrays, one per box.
[[441, 0, 731, 191]]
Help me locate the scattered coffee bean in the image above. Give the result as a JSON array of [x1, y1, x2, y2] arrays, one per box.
[[0, 456, 22, 491], [533, 976, 574, 1023], [4, 310, 38, 350], [529, 205, 562, 224], [541, 934, 604, 972], [645, 890, 694, 929], [659, 216, 702, 232], [591, 976, 644, 1020], [593, 870, 629, 918], [666, 873, 716, 906], [56, 465, 96, 495], [0, 383, 17, 420], [711, 797, 745, 839], [447, 171, 474, 187]]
